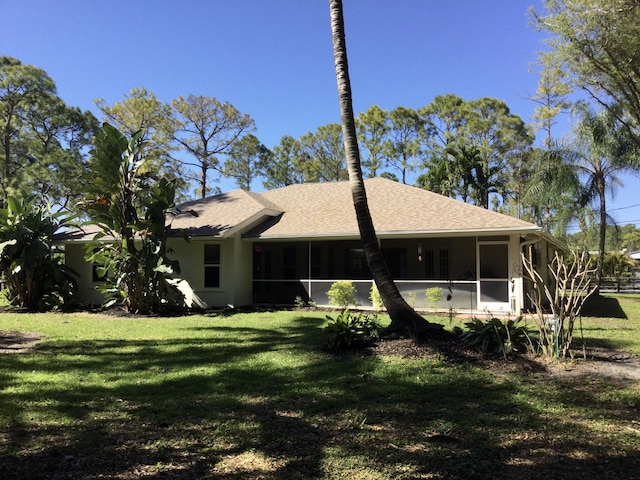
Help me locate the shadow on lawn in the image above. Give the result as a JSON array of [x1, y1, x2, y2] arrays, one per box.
[[582, 295, 628, 319], [1, 315, 639, 479]]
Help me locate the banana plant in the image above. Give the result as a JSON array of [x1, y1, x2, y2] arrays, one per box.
[[81, 123, 194, 314], [0, 196, 77, 310]]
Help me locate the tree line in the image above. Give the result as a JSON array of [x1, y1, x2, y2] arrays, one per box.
[[0, 58, 539, 211], [3, 0, 640, 305], [3, 56, 639, 245]]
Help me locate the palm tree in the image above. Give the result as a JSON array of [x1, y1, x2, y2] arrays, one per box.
[[572, 102, 639, 291], [529, 103, 639, 291], [329, 0, 439, 334]]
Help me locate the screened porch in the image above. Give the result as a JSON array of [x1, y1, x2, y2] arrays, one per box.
[[251, 236, 515, 312]]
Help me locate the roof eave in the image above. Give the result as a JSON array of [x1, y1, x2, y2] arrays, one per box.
[[246, 225, 543, 241]]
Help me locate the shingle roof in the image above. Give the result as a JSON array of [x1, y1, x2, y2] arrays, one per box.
[[242, 177, 540, 239], [171, 189, 281, 237], [60, 178, 541, 242]]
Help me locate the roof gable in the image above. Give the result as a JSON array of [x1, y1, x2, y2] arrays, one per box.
[[172, 189, 282, 237]]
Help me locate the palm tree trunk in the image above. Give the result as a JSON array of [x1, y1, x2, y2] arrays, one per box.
[[329, 0, 440, 334], [596, 176, 606, 295]]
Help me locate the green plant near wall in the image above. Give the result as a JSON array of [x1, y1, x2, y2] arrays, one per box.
[[80, 123, 196, 314], [426, 286, 443, 309], [406, 291, 416, 308], [327, 280, 357, 308], [369, 284, 384, 311]]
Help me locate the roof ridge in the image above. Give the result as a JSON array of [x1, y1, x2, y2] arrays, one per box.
[[241, 189, 283, 212]]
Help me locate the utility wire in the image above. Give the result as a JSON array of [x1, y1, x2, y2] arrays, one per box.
[[609, 203, 640, 212]]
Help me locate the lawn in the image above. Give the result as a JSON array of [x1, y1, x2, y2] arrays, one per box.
[[1, 295, 639, 479]]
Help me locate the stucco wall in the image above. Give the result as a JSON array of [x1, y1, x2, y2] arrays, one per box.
[[64, 235, 254, 309], [65, 243, 108, 306], [167, 236, 253, 308]]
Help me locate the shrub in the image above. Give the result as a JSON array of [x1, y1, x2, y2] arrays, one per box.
[[325, 308, 382, 350], [522, 248, 597, 358], [426, 287, 442, 309], [0, 196, 77, 311], [81, 124, 195, 314], [461, 317, 534, 358], [406, 291, 416, 308], [294, 295, 316, 309], [369, 284, 384, 311], [327, 280, 357, 308]]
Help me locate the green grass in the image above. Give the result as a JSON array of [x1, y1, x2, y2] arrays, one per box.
[[1, 300, 639, 479], [580, 293, 640, 355]]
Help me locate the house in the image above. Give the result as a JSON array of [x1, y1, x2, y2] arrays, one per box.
[[62, 178, 559, 314]]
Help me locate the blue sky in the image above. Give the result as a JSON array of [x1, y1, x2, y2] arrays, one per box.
[[3, 0, 639, 227]]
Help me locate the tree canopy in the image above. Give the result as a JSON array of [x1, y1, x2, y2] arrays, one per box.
[[4, 52, 639, 258], [532, 0, 640, 145], [1, 56, 97, 208]]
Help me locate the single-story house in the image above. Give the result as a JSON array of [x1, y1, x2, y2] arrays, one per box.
[[62, 178, 559, 314]]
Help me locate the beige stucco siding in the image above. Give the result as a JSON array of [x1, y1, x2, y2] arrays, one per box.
[[65, 243, 108, 306], [64, 234, 254, 309], [168, 236, 253, 308]]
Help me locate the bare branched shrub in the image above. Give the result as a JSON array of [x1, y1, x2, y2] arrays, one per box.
[[522, 247, 598, 358]]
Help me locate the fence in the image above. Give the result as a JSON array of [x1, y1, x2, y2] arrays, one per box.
[[601, 276, 640, 293]]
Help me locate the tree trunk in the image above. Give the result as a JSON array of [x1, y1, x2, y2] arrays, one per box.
[[595, 175, 607, 295], [329, 0, 440, 335]]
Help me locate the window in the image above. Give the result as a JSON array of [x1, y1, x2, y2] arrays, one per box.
[[311, 247, 322, 278], [424, 249, 449, 279], [383, 248, 407, 278], [204, 244, 220, 288]]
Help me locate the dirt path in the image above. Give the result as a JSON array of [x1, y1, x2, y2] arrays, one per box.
[[0, 331, 42, 354]]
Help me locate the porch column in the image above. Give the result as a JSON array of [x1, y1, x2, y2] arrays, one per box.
[[509, 235, 521, 314], [308, 240, 312, 300]]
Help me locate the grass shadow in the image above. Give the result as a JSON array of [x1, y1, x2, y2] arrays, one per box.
[[581, 295, 627, 318], [1, 312, 639, 479]]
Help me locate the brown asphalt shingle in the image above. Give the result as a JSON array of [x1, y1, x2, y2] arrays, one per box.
[[60, 178, 541, 241], [171, 189, 281, 236], [246, 178, 539, 238]]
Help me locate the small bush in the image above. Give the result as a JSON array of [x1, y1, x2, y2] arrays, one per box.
[[406, 291, 416, 308], [426, 287, 442, 309], [294, 295, 317, 309], [325, 309, 382, 350], [369, 284, 384, 311], [327, 280, 357, 308], [461, 317, 534, 358]]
